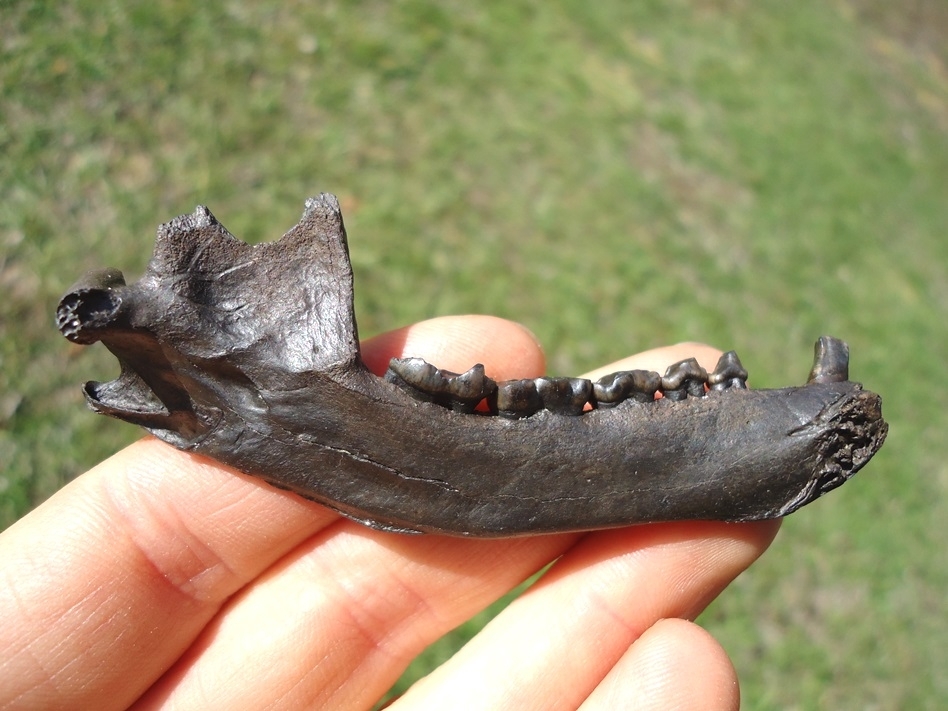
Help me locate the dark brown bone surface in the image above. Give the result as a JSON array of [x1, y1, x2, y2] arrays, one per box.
[[57, 195, 888, 536]]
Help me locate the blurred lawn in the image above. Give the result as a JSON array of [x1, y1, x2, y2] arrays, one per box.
[[2, 1, 947, 707]]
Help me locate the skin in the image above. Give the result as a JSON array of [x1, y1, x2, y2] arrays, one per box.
[[0, 315, 779, 710]]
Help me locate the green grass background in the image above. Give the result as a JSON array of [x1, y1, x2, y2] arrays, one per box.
[[2, 1, 946, 707]]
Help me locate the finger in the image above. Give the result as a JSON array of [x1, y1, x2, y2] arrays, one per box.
[[132, 526, 579, 710], [0, 439, 330, 711], [393, 520, 778, 710], [0, 316, 545, 710], [579, 618, 740, 711]]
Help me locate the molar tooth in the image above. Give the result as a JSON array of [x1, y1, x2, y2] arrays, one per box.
[[633, 370, 662, 401], [385, 357, 448, 404], [445, 364, 498, 413], [387, 358, 499, 413], [593, 370, 661, 407], [535, 377, 592, 416], [708, 351, 748, 391], [661, 358, 708, 401], [807, 336, 850, 384], [592, 374, 625, 407], [495, 379, 542, 418]]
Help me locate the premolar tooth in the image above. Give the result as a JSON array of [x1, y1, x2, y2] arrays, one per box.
[[495, 379, 542, 418], [708, 351, 748, 391], [807, 336, 850, 384], [535, 377, 592, 415], [593, 370, 661, 407], [661, 358, 708, 401]]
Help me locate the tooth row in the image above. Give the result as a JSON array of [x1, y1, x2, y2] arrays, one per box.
[[385, 350, 748, 418]]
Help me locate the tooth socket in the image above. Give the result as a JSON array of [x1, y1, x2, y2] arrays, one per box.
[[661, 358, 708, 401], [494, 379, 542, 418], [708, 351, 748, 391], [593, 370, 661, 408]]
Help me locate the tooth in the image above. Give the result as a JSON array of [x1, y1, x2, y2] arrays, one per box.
[[385, 357, 446, 404], [495, 379, 542, 418], [593, 370, 661, 407], [593, 373, 628, 407], [629, 370, 662, 401], [807, 336, 850, 384], [661, 358, 708, 401], [535, 377, 592, 415], [708, 351, 748, 391], [446, 364, 497, 413]]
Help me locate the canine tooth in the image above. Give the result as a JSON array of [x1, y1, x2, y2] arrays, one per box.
[[661, 358, 708, 401], [495, 379, 542, 418], [535, 377, 592, 415], [593, 370, 661, 407], [807, 336, 850, 384], [708, 351, 748, 391]]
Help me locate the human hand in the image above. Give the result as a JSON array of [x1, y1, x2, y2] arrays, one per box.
[[0, 315, 779, 710]]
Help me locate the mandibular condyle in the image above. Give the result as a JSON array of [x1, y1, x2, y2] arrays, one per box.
[[57, 194, 888, 537]]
